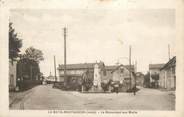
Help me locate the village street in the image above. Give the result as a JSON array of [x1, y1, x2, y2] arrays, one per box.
[[10, 84, 175, 110]]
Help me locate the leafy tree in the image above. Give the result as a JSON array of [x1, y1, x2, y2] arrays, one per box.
[[23, 46, 44, 63], [9, 22, 22, 61], [17, 58, 40, 80], [82, 70, 93, 91], [17, 47, 44, 82]]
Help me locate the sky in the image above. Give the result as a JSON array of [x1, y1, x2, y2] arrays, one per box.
[[10, 9, 176, 76]]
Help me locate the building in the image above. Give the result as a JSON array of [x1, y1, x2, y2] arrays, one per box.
[[159, 56, 176, 90], [135, 72, 144, 87], [9, 60, 17, 91], [58, 62, 135, 91], [58, 62, 96, 90], [100, 65, 116, 83], [149, 63, 165, 88], [58, 62, 106, 90], [111, 64, 136, 91], [149, 64, 165, 75], [58, 63, 96, 82]]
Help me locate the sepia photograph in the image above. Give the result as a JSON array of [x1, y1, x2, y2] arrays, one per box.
[[8, 9, 176, 110]]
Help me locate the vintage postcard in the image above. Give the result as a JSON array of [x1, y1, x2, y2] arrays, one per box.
[[0, 0, 184, 117]]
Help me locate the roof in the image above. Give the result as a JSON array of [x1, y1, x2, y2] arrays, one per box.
[[149, 64, 165, 69], [58, 63, 96, 70], [105, 65, 117, 70], [160, 56, 176, 70], [58, 61, 106, 70], [111, 64, 135, 73], [58, 63, 134, 71]]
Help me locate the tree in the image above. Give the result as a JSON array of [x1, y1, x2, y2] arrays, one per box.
[[17, 58, 41, 90], [17, 47, 44, 82], [23, 47, 44, 63], [9, 22, 22, 61], [82, 70, 93, 91], [17, 58, 40, 80]]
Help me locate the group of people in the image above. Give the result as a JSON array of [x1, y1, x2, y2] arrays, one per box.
[[109, 81, 137, 95]]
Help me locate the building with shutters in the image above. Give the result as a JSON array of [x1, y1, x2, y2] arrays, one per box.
[[149, 63, 165, 88], [159, 56, 176, 90], [111, 64, 136, 91]]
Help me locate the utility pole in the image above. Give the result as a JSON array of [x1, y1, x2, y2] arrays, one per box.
[[168, 44, 171, 60], [129, 45, 132, 89], [168, 44, 172, 89], [54, 56, 57, 83], [64, 27, 67, 86], [135, 60, 137, 86]]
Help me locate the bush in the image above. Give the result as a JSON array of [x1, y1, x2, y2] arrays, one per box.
[[82, 70, 93, 91]]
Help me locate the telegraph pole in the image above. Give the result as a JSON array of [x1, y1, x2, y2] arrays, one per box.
[[168, 44, 171, 60], [168, 44, 172, 89], [129, 45, 132, 89], [54, 56, 57, 83], [135, 60, 137, 87], [64, 27, 67, 86]]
